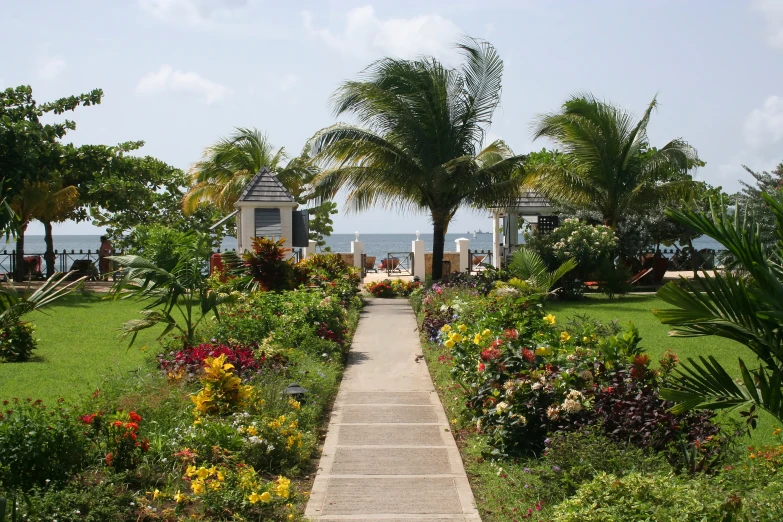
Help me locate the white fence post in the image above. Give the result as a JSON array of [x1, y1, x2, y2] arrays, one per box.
[[304, 240, 317, 259], [412, 231, 425, 279], [455, 238, 470, 273]]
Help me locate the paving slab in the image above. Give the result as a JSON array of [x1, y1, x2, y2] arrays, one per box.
[[331, 447, 453, 475], [306, 299, 480, 521], [337, 425, 446, 446]]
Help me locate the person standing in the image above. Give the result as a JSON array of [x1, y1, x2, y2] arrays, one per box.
[[98, 235, 113, 280]]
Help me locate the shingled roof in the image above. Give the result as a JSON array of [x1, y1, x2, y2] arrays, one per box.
[[237, 167, 296, 203]]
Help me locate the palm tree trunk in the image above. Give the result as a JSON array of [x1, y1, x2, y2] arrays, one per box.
[[43, 221, 56, 278], [431, 215, 447, 280], [13, 224, 27, 282]]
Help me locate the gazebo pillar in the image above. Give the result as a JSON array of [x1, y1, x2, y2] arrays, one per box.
[[492, 210, 501, 269]]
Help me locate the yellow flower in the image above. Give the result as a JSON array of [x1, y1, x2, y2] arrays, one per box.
[[473, 334, 482, 345], [583, 336, 590, 343], [441, 324, 452, 333], [208, 466, 218, 476], [193, 417, 202, 426], [186, 465, 197, 477], [191, 479, 205, 495], [774, 427, 782, 436], [450, 333, 463, 343], [260, 491, 272, 503], [289, 398, 301, 410], [560, 332, 572, 343], [458, 324, 468, 332], [248, 492, 264, 504], [288, 515, 294, 520], [535, 346, 552, 356], [246, 425, 258, 436], [196, 466, 210, 480], [217, 470, 226, 481], [152, 489, 162, 500], [543, 314, 556, 325], [444, 340, 455, 349], [482, 329, 491, 337], [174, 490, 186, 503]]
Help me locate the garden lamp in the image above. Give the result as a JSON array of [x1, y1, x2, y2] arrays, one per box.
[[283, 382, 308, 402]]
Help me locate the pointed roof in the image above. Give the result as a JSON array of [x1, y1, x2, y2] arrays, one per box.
[[237, 166, 296, 203]]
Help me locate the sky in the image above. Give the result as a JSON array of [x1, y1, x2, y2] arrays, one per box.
[[3, 0, 783, 235]]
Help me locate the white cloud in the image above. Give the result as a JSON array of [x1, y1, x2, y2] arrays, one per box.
[[136, 65, 229, 104], [37, 57, 66, 80], [302, 5, 462, 61], [744, 95, 783, 149], [139, 0, 248, 27], [752, 0, 783, 50]]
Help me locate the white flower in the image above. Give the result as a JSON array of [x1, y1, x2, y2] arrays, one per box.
[[546, 405, 561, 419], [496, 401, 509, 414], [562, 398, 583, 413], [531, 382, 543, 391]]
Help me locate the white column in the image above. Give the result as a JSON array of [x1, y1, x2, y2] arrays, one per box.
[[492, 210, 501, 269], [455, 237, 470, 273], [304, 240, 317, 259], [351, 239, 364, 271], [412, 236, 425, 279]]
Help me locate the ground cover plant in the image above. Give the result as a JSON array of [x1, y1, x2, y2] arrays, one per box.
[[412, 277, 783, 521], [0, 254, 362, 521]]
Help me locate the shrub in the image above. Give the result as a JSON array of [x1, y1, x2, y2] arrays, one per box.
[[366, 279, 395, 297], [80, 410, 150, 471], [242, 237, 297, 291], [191, 354, 253, 417], [0, 398, 88, 492], [551, 471, 734, 521], [0, 322, 36, 362], [18, 478, 139, 522], [297, 253, 361, 304], [157, 342, 288, 380]]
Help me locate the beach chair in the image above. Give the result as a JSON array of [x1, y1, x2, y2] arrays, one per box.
[[583, 267, 654, 289], [364, 256, 377, 273]]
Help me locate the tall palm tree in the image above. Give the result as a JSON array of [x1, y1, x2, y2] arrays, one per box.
[[182, 127, 325, 223], [182, 128, 287, 214], [309, 38, 527, 279], [530, 94, 698, 228]]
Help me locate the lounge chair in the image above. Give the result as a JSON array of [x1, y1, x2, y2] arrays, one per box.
[[583, 267, 654, 289], [364, 256, 377, 273], [379, 257, 400, 272]]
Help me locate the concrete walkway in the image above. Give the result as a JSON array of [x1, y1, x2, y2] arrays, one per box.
[[306, 299, 480, 522]]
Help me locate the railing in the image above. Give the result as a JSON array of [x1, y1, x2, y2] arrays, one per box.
[[361, 253, 367, 277], [468, 249, 493, 273], [0, 249, 125, 278], [385, 252, 413, 276]]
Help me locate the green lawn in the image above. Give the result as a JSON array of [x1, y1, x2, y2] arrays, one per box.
[[0, 293, 163, 404], [546, 294, 782, 445], [546, 294, 745, 371]]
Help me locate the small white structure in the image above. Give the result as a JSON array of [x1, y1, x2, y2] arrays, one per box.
[[231, 167, 309, 257], [489, 190, 554, 268]]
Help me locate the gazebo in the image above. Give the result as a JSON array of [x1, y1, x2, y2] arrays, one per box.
[[211, 167, 309, 257], [489, 190, 555, 268]]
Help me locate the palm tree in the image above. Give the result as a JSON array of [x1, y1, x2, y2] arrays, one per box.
[[11, 180, 78, 281], [309, 38, 527, 279], [530, 94, 698, 228], [182, 128, 287, 214], [653, 195, 783, 425]]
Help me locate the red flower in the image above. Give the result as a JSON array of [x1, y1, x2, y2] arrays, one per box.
[[477, 363, 486, 372], [141, 439, 150, 452], [480, 348, 502, 361], [125, 422, 140, 432], [105, 453, 114, 466], [521, 348, 535, 363], [79, 413, 96, 425], [633, 354, 650, 367], [128, 411, 142, 423], [502, 328, 518, 340]]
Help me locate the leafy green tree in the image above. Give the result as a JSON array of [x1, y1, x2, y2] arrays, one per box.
[[530, 94, 699, 228], [0, 86, 102, 233], [653, 194, 783, 426], [182, 128, 336, 247], [735, 163, 783, 247], [309, 38, 527, 279]]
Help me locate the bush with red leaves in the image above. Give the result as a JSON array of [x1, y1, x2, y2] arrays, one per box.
[[157, 342, 288, 379]]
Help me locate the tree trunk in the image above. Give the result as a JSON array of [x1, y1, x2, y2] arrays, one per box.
[[43, 221, 56, 278], [431, 216, 447, 280], [13, 224, 27, 282]]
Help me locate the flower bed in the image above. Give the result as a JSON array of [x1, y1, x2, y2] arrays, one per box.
[[365, 278, 420, 298], [414, 280, 783, 520], [0, 282, 362, 521]]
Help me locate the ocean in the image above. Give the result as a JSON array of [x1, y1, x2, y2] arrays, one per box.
[[15, 233, 723, 262]]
